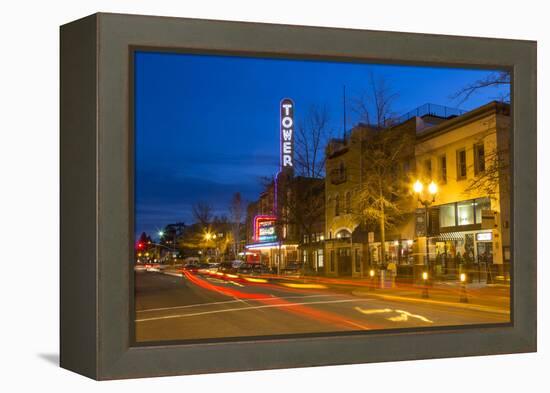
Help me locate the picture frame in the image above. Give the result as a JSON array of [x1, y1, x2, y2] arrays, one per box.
[[60, 12, 536, 380]]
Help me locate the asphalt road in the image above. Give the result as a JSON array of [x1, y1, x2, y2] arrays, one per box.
[[134, 271, 509, 343]]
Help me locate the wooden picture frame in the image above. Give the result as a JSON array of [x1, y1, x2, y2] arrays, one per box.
[[60, 12, 536, 380]]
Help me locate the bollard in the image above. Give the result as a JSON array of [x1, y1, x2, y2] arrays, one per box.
[[421, 271, 429, 298], [459, 273, 468, 303]]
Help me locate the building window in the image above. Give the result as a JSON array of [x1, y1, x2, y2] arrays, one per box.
[[474, 143, 485, 174], [317, 249, 324, 268], [336, 229, 351, 239], [334, 194, 340, 216], [439, 203, 456, 227], [354, 248, 361, 272], [439, 154, 447, 183], [345, 191, 351, 214], [456, 149, 467, 180], [424, 159, 432, 179], [330, 250, 335, 272], [474, 197, 491, 224], [330, 161, 347, 184], [457, 200, 475, 226]]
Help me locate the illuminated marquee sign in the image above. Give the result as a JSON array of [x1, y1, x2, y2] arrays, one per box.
[[254, 215, 277, 243], [476, 232, 493, 242], [280, 98, 294, 170]]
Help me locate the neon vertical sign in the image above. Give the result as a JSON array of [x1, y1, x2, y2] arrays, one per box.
[[280, 98, 294, 172]]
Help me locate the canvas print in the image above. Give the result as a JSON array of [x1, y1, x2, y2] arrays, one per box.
[[133, 51, 511, 343]]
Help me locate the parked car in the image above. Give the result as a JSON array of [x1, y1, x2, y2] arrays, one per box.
[[182, 263, 199, 273], [281, 263, 302, 276], [237, 263, 271, 276], [197, 263, 212, 275], [218, 262, 237, 275], [230, 260, 244, 269], [183, 257, 200, 265], [207, 262, 220, 273]]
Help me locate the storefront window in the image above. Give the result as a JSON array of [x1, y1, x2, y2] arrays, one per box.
[[475, 197, 491, 224], [354, 248, 361, 272], [457, 200, 474, 226], [439, 203, 456, 227], [317, 249, 324, 268]]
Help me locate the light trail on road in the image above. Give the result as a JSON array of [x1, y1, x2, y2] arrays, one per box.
[[180, 271, 379, 330]]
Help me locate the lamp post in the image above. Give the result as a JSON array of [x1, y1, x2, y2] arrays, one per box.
[[413, 180, 438, 268]]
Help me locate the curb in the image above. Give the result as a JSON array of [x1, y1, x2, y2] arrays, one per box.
[[351, 290, 510, 315]]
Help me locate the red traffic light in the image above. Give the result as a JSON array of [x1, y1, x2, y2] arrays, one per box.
[[137, 242, 144, 249]]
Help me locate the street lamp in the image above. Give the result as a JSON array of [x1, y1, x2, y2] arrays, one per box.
[[413, 180, 438, 267]]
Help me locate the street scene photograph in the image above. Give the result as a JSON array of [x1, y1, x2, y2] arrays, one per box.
[[133, 51, 511, 343]]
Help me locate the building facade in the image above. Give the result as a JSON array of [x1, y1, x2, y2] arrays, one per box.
[[323, 101, 511, 279], [415, 101, 511, 278]]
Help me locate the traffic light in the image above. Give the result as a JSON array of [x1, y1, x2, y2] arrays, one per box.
[[137, 242, 144, 250]]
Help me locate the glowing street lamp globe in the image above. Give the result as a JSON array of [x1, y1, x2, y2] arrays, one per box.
[[428, 181, 438, 195], [413, 180, 423, 194]]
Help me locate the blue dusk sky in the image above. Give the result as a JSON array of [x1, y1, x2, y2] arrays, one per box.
[[134, 51, 509, 238]]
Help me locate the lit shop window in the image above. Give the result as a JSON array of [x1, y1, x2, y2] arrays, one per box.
[[439, 203, 456, 228], [457, 200, 475, 225], [474, 197, 491, 224]]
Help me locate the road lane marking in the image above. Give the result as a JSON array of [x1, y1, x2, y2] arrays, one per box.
[[354, 306, 433, 324], [389, 310, 433, 323], [136, 298, 372, 322], [359, 293, 510, 315], [354, 308, 393, 315], [136, 294, 343, 313], [281, 283, 328, 289]]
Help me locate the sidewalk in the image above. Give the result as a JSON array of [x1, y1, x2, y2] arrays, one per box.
[[352, 282, 510, 315]]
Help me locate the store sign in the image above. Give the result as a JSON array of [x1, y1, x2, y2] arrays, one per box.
[[254, 215, 278, 243], [258, 220, 277, 243], [476, 232, 493, 242], [280, 98, 294, 170]]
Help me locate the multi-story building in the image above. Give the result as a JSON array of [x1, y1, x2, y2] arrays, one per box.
[[245, 174, 324, 272], [323, 102, 510, 278], [415, 101, 511, 277], [323, 117, 419, 277]]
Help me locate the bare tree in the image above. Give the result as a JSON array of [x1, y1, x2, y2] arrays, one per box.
[[353, 127, 414, 264], [352, 73, 399, 128], [192, 201, 213, 228], [295, 104, 332, 178], [464, 123, 511, 200], [451, 71, 510, 105], [452, 73, 511, 200], [229, 192, 245, 257]]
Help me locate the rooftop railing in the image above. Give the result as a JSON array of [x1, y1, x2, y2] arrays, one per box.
[[396, 103, 467, 125]]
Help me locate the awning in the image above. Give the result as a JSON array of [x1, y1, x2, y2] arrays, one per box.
[[435, 232, 465, 241]]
